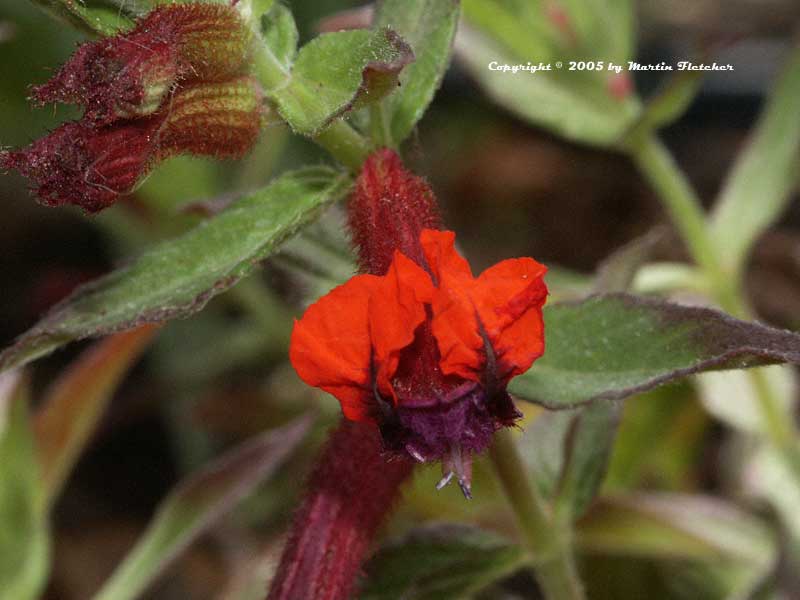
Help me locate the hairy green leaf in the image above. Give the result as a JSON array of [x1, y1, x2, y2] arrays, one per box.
[[260, 2, 298, 72], [29, 0, 134, 35], [360, 523, 525, 600], [628, 70, 704, 138], [0, 167, 351, 373], [373, 0, 460, 143], [509, 294, 800, 408], [270, 28, 414, 135], [0, 372, 49, 600], [710, 47, 800, 273], [553, 404, 619, 519], [93, 415, 313, 600]]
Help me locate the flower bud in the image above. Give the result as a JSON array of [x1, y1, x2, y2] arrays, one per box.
[[160, 76, 263, 159], [32, 34, 179, 125], [31, 3, 250, 125], [348, 148, 441, 275], [167, 3, 252, 82], [1, 119, 161, 212]]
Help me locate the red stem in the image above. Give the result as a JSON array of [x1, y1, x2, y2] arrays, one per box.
[[266, 420, 414, 600]]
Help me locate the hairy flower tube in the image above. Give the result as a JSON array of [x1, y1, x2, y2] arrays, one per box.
[[290, 150, 548, 496], [31, 3, 251, 125], [1, 3, 260, 212], [2, 78, 262, 213]]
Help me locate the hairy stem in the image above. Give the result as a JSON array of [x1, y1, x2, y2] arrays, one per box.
[[370, 102, 394, 149], [490, 428, 585, 600], [267, 420, 413, 600], [314, 120, 373, 170]]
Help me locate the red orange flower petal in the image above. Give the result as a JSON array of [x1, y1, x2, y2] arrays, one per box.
[[420, 229, 473, 283], [473, 258, 548, 380], [369, 251, 434, 398], [289, 275, 380, 422], [420, 229, 548, 382], [290, 251, 435, 420], [420, 229, 484, 380], [290, 228, 547, 422]]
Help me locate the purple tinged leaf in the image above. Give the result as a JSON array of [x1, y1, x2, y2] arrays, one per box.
[[372, 0, 460, 143], [360, 523, 525, 600], [92, 414, 314, 600], [510, 293, 800, 409], [0, 168, 350, 374], [35, 326, 159, 507]]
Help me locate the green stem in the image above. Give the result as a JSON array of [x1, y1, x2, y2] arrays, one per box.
[[370, 102, 394, 149], [626, 134, 740, 312], [490, 429, 585, 600], [314, 120, 373, 170], [252, 41, 291, 91], [626, 131, 800, 469], [249, 16, 372, 170]]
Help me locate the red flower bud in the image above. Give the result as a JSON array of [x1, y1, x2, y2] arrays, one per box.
[[167, 3, 251, 82], [348, 149, 441, 275], [160, 76, 263, 160], [3, 76, 263, 212], [1, 118, 160, 212], [32, 34, 179, 125], [291, 150, 548, 496], [31, 3, 250, 125], [5, 4, 263, 212]]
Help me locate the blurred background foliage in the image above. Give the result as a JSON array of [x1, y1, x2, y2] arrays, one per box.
[[1, 0, 799, 599]]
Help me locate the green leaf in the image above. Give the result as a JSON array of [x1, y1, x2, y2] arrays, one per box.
[[627, 69, 704, 138], [460, 0, 641, 147], [29, 0, 134, 35], [456, 24, 641, 147], [604, 385, 707, 491], [520, 403, 620, 519], [593, 228, 664, 294], [270, 28, 414, 135], [577, 493, 776, 568], [558, 0, 635, 65], [373, 0, 460, 143], [747, 443, 800, 548], [0, 167, 351, 373], [710, 47, 800, 273], [93, 415, 313, 600], [34, 326, 158, 507], [697, 365, 796, 435], [509, 293, 800, 408], [260, 2, 298, 72], [556, 405, 620, 518], [0, 372, 49, 600], [360, 523, 526, 600]]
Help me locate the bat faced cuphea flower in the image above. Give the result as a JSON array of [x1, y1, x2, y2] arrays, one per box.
[[290, 149, 548, 497]]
